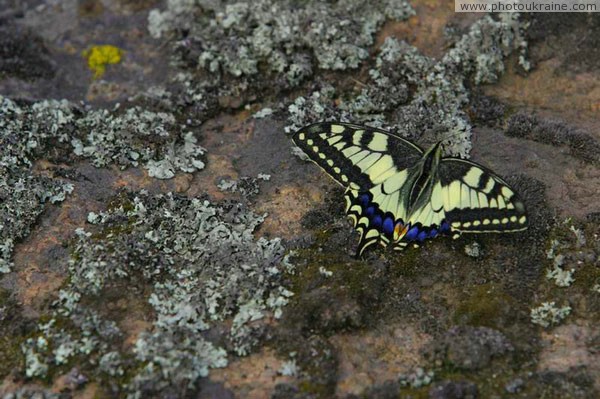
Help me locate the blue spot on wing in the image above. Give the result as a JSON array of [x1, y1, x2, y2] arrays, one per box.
[[440, 221, 451, 234], [366, 206, 376, 217], [429, 228, 438, 238], [383, 217, 394, 236], [359, 194, 370, 207], [371, 215, 383, 228], [406, 226, 419, 241], [417, 231, 427, 242]]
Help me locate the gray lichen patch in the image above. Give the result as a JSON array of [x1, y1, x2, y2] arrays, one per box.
[[0, 95, 206, 272], [0, 387, 62, 399], [285, 14, 529, 158], [22, 190, 293, 397], [0, 166, 73, 273], [148, 0, 414, 77], [143, 0, 415, 120], [530, 301, 571, 328], [217, 174, 271, 199], [0, 95, 206, 176], [532, 218, 600, 329]]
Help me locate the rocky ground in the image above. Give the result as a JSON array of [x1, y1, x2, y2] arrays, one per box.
[[0, 1, 599, 398]]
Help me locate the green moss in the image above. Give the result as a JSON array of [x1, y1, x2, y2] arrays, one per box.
[[106, 191, 136, 213], [395, 387, 430, 399], [386, 246, 423, 278], [453, 284, 519, 329], [298, 380, 334, 398], [0, 335, 23, 378], [576, 263, 600, 291], [291, 250, 371, 292], [433, 354, 596, 399], [90, 223, 135, 241], [0, 286, 10, 306], [0, 289, 25, 378]]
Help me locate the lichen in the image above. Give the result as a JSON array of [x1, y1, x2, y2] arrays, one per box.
[[82, 44, 124, 79], [148, 0, 414, 77], [398, 367, 435, 388], [22, 190, 293, 396], [253, 107, 274, 119], [569, 225, 586, 247], [217, 174, 271, 198], [1, 95, 206, 178], [284, 14, 529, 158], [505, 113, 600, 164], [530, 301, 571, 328], [543, 220, 597, 290], [1, 387, 61, 399], [278, 359, 299, 377], [144, 0, 416, 119], [0, 95, 207, 270], [318, 266, 333, 278], [73, 107, 206, 177], [0, 166, 72, 273], [546, 254, 575, 287], [464, 242, 482, 258]]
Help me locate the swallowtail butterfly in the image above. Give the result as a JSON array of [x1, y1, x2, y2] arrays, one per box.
[[293, 122, 528, 256]]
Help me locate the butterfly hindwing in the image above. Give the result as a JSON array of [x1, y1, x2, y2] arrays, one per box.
[[438, 158, 527, 233], [405, 181, 447, 235], [345, 189, 382, 255]]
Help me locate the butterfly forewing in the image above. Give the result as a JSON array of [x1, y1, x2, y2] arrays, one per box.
[[292, 122, 423, 190]]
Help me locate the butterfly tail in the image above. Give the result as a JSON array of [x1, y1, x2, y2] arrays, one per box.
[[355, 228, 380, 258], [345, 189, 380, 257]]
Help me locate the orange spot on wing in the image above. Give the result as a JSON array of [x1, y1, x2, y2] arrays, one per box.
[[394, 222, 409, 240]]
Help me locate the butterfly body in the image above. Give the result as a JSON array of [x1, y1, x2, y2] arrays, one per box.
[[293, 122, 527, 256]]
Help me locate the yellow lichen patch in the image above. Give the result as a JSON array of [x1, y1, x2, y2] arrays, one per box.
[[82, 45, 124, 79]]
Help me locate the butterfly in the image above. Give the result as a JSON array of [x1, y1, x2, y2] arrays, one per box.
[[292, 122, 528, 256]]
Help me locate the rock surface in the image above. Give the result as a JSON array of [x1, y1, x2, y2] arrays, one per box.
[[0, 1, 599, 398]]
